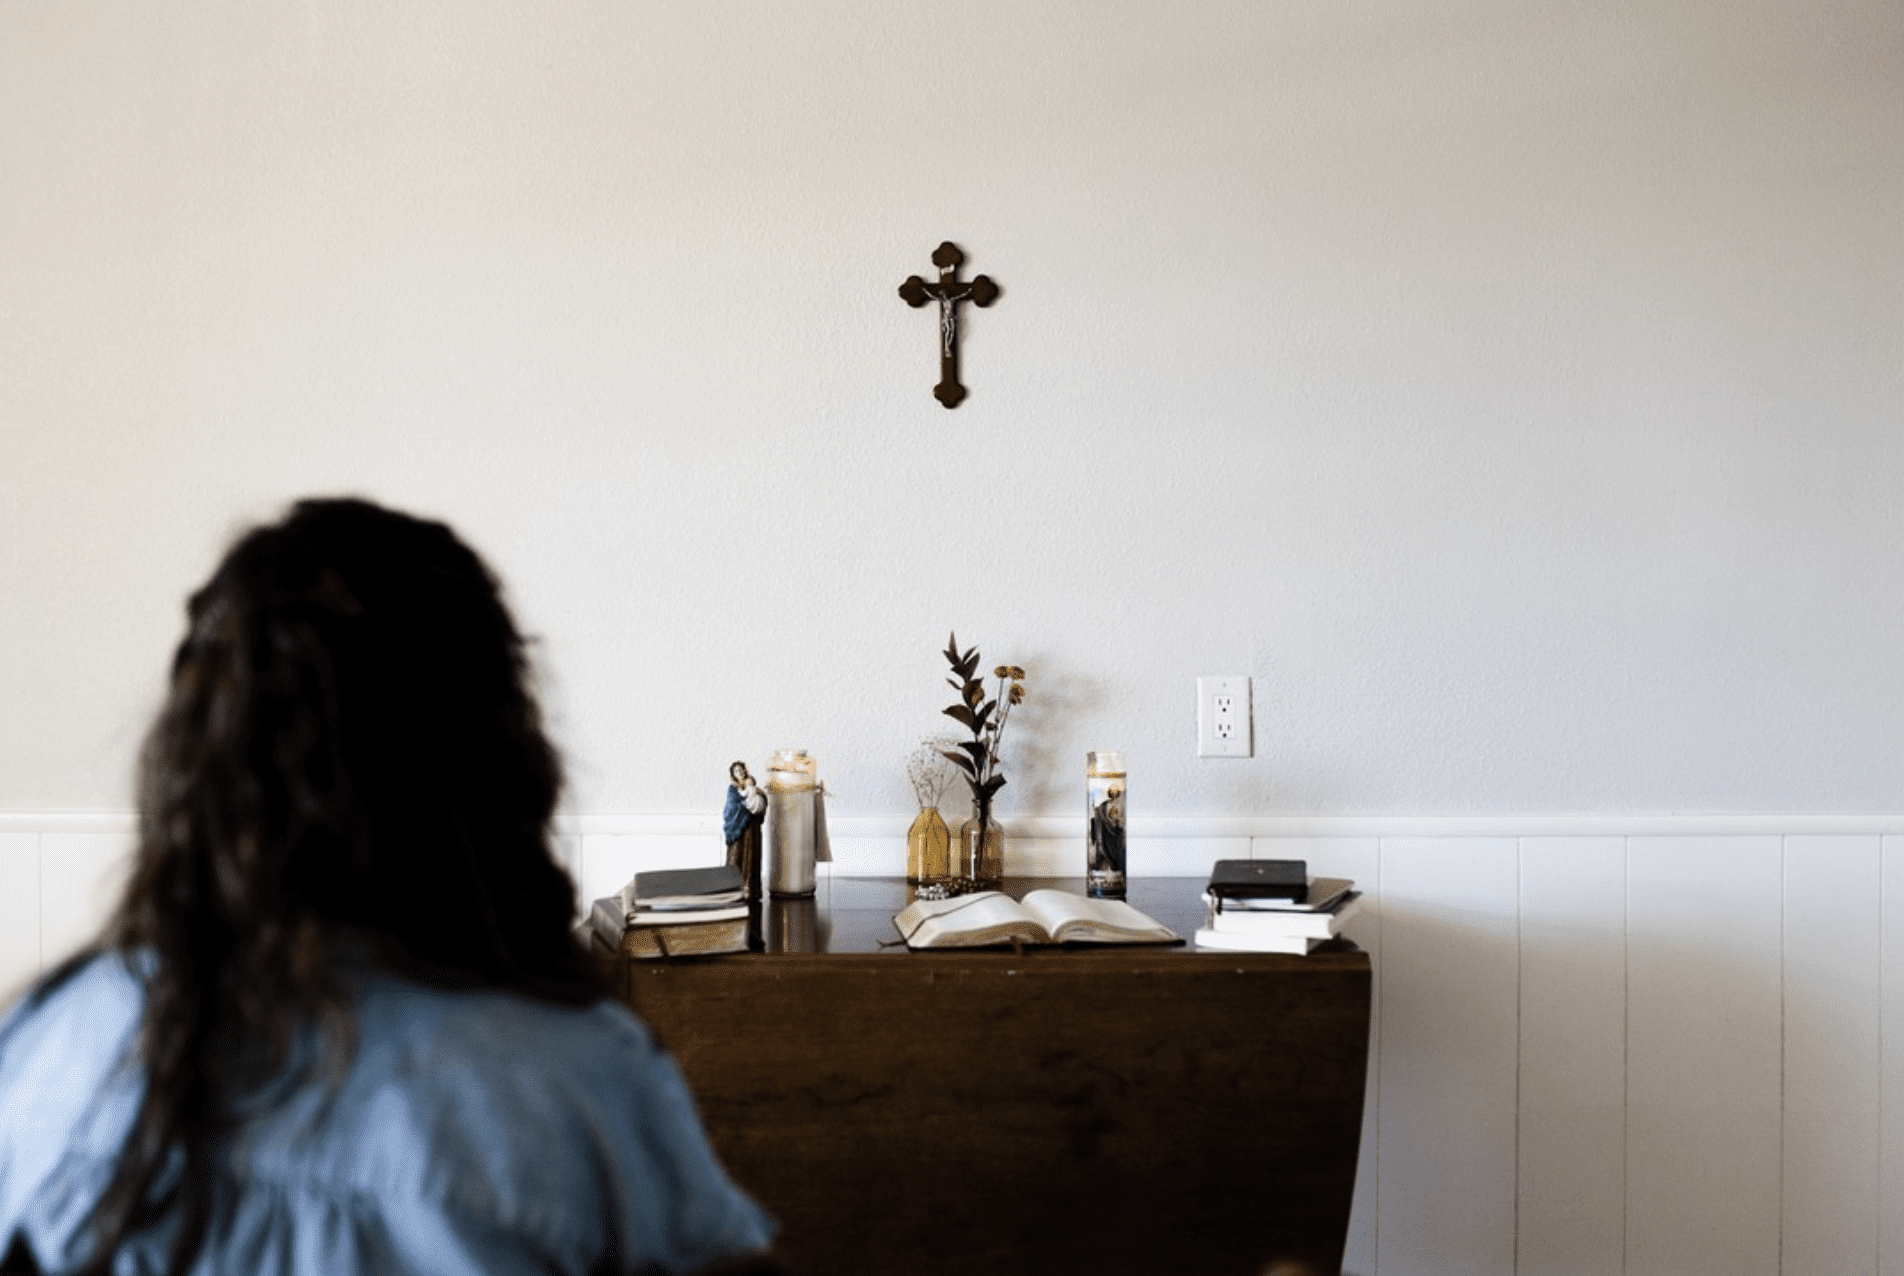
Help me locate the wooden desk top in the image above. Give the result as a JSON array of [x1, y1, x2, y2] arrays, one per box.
[[758, 874, 1367, 964]]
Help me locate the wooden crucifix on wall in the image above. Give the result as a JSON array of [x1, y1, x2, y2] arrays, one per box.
[[899, 242, 999, 408]]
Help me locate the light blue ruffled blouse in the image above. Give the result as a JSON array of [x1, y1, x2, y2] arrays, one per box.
[[0, 952, 774, 1274]]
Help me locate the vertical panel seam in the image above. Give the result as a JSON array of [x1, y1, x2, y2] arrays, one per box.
[[1621, 834, 1630, 1276], [1372, 834, 1384, 1276], [1513, 836, 1524, 1276], [1880, 836, 1889, 1276], [1779, 835, 1788, 1276]]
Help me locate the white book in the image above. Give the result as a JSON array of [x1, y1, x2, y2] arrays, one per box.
[[1193, 927, 1322, 955], [627, 903, 750, 927], [894, 890, 1179, 949], [1204, 893, 1362, 940]]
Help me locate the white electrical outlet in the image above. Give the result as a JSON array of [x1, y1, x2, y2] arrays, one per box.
[[1197, 676, 1252, 758]]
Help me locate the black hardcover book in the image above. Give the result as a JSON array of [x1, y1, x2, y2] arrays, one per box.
[[1205, 877, 1354, 914], [1207, 859, 1309, 903], [632, 864, 747, 909]]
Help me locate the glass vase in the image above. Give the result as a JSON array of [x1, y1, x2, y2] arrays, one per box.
[[955, 816, 1006, 889], [906, 807, 952, 885]]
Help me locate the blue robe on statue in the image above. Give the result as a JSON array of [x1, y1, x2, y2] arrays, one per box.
[[722, 785, 749, 844]]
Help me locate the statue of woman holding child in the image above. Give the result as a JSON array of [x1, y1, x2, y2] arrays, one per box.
[[723, 760, 767, 901]]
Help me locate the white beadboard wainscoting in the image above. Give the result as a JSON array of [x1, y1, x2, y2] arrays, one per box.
[[4, 812, 1901, 1276]]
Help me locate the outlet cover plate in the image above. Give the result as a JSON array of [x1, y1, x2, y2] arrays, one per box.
[[1197, 676, 1252, 758]]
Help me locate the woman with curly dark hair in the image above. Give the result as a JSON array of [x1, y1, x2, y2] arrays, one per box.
[[0, 498, 775, 1275]]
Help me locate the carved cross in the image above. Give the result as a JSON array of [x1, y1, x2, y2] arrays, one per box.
[[899, 242, 999, 409]]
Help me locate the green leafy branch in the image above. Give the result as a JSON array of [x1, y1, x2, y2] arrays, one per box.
[[939, 631, 1027, 822]]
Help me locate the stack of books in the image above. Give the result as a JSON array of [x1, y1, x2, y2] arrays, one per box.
[[1193, 859, 1361, 954], [586, 864, 751, 959]]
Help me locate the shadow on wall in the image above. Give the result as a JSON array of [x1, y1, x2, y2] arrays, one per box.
[[1006, 662, 1104, 815]]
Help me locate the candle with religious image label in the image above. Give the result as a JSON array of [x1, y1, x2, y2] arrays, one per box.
[[1085, 751, 1127, 898]]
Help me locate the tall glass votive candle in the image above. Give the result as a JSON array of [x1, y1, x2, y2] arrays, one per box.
[[1085, 751, 1127, 898]]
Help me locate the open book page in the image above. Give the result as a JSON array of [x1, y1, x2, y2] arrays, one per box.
[[894, 891, 1048, 948], [1019, 890, 1179, 944], [895, 890, 1182, 948]]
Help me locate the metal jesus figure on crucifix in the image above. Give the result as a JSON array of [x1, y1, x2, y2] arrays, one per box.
[[899, 242, 999, 408]]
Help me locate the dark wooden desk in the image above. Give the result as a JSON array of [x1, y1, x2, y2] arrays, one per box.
[[611, 878, 1370, 1276]]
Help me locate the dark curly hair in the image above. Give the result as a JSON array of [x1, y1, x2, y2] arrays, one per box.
[[71, 497, 604, 1275]]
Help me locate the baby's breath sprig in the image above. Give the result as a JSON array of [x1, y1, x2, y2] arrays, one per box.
[[905, 736, 958, 811]]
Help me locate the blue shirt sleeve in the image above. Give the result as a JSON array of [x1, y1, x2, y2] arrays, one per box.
[[0, 958, 775, 1276]]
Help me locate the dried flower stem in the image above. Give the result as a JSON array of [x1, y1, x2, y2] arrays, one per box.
[[906, 737, 957, 810]]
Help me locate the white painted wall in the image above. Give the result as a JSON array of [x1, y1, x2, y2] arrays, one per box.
[[4, 1, 1901, 820], [5, 3, 1904, 1272]]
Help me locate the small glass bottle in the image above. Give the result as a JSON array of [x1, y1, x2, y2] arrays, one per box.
[[1085, 751, 1127, 898], [955, 814, 1006, 889], [906, 806, 952, 885]]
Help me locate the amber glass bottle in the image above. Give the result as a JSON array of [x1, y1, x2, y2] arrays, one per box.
[[906, 807, 951, 884]]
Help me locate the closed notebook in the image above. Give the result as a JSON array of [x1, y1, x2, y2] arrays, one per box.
[[1203, 878, 1356, 915], [628, 864, 747, 910], [1207, 859, 1309, 902]]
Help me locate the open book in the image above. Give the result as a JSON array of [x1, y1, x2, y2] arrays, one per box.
[[894, 889, 1180, 949]]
